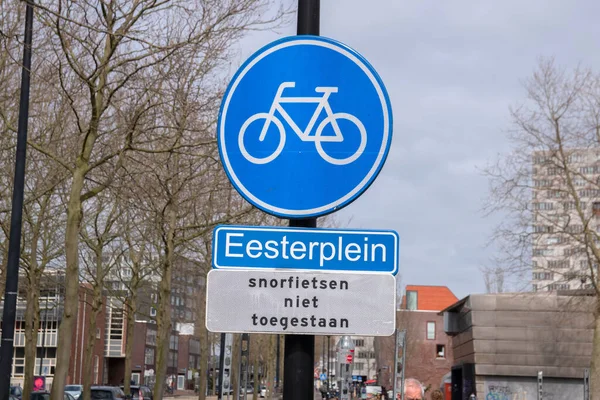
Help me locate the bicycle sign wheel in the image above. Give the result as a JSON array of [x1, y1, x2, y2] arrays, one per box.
[[217, 35, 393, 218], [238, 113, 286, 164]]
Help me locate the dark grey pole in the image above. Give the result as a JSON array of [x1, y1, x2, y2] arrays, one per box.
[[275, 335, 279, 389], [283, 2, 319, 399], [217, 333, 226, 400], [321, 337, 325, 374], [0, 1, 34, 399], [326, 336, 330, 392]]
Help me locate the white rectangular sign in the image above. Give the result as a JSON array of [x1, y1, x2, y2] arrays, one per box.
[[206, 269, 396, 336]]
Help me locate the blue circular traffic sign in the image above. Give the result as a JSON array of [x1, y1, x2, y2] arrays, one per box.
[[218, 35, 393, 218]]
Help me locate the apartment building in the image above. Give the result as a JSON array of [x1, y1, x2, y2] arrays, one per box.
[[351, 337, 376, 381], [1, 272, 106, 389], [532, 149, 600, 291]]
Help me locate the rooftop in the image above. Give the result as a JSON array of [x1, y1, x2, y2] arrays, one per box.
[[402, 284, 458, 311]]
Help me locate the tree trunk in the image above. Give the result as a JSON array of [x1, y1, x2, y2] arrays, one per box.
[[265, 335, 275, 400], [277, 336, 284, 393], [231, 334, 240, 400], [197, 285, 208, 400], [153, 205, 176, 400], [124, 292, 138, 396], [590, 298, 600, 400], [251, 337, 259, 400], [51, 169, 86, 400], [153, 263, 172, 400], [82, 280, 103, 400], [23, 270, 41, 400]]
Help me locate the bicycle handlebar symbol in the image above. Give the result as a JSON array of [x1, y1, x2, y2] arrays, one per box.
[[238, 82, 367, 165]]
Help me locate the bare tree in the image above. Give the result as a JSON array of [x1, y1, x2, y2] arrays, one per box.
[[120, 212, 158, 398], [79, 193, 123, 400], [20, 2, 288, 399], [485, 59, 600, 397], [480, 266, 505, 294]]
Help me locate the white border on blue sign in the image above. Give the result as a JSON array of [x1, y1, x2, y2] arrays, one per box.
[[211, 225, 399, 275], [217, 36, 393, 218]]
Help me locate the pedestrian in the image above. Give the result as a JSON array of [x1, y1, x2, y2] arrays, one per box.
[[430, 389, 443, 400], [319, 383, 328, 400], [398, 378, 424, 400]]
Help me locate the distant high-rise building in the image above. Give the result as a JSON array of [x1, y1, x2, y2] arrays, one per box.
[[531, 149, 599, 291]]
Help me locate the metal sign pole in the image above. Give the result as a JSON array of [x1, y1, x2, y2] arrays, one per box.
[[283, 6, 320, 400], [217, 333, 226, 400], [391, 330, 399, 400], [584, 369, 589, 400], [537, 371, 543, 400]]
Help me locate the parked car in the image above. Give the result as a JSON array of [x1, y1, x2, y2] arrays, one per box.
[[65, 385, 83, 400], [30, 391, 75, 400], [119, 385, 153, 400], [216, 387, 233, 395], [10, 386, 22, 400], [259, 385, 267, 398], [91, 386, 126, 400], [241, 384, 253, 394]]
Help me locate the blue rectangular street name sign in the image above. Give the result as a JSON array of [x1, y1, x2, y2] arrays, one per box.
[[212, 225, 399, 275]]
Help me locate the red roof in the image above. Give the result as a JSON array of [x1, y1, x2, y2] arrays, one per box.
[[402, 285, 458, 311]]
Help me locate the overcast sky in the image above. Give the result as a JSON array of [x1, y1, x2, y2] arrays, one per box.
[[231, 0, 600, 299]]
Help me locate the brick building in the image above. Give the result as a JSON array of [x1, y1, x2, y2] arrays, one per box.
[[2, 273, 108, 390], [68, 284, 107, 386], [375, 285, 458, 392]]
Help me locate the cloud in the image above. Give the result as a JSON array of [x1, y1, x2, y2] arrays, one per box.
[[232, 0, 600, 299]]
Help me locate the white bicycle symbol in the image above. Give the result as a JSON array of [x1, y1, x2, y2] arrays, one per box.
[[238, 82, 367, 165]]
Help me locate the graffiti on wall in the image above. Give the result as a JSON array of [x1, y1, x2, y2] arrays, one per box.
[[485, 384, 528, 400], [484, 380, 571, 400]]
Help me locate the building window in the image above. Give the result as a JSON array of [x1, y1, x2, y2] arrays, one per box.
[[564, 247, 585, 256], [353, 339, 365, 347], [565, 224, 584, 234], [532, 284, 538, 292], [579, 189, 600, 198], [548, 260, 570, 269], [426, 322, 436, 340], [406, 291, 417, 311], [169, 335, 179, 351], [534, 179, 552, 187], [533, 225, 553, 234], [436, 344, 445, 359], [532, 272, 553, 281], [533, 248, 553, 257], [168, 351, 178, 367], [189, 339, 200, 354], [353, 362, 364, 371], [150, 307, 157, 317], [145, 348, 155, 365], [533, 202, 554, 210], [96, 328, 101, 339], [146, 329, 157, 346], [548, 283, 570, 291]]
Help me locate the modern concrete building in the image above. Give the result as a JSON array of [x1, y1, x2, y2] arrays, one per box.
[[532, 149, 600, 292], [442, 291, 593, 399]]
